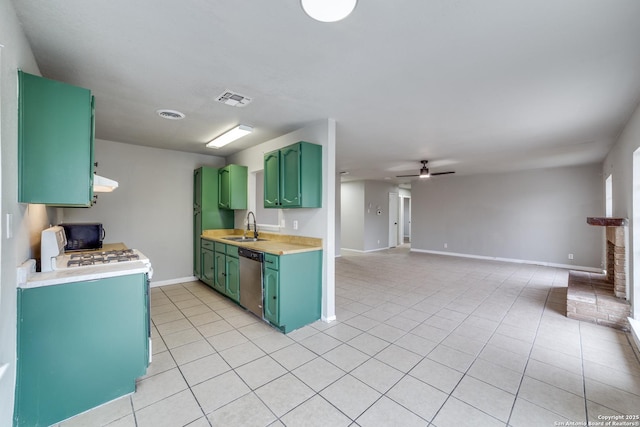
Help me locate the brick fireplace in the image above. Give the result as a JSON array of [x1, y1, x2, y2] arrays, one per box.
[[566, 217, 631, 330]]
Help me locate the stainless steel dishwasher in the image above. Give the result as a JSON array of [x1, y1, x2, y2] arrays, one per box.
[[238, 247, 264, 319]]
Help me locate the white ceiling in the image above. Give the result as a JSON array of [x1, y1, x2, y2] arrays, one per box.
[[11, 0, 640, 183]]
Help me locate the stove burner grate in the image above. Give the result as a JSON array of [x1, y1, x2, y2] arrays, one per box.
[[66, 249, 141, 267]]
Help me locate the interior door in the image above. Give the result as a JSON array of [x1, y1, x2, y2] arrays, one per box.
[[389, 193, 399, 248]]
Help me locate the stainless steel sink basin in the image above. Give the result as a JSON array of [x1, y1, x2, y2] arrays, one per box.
[[222, 236, 267, 242]]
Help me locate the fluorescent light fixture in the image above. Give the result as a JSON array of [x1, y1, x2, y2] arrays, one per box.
[[206, 124, 253, 149], [93, 174, 119, 192], [301, 0, 357, 22]]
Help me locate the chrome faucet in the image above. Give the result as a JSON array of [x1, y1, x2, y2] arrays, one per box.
[[246, 211, 258, 239]]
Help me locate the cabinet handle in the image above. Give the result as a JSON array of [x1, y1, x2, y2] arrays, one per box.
[[273, 296, 277, 300], [265, 260, 274, 264]]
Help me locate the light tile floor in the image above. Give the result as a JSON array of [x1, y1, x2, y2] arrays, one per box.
[[59, 246, 640, 426]]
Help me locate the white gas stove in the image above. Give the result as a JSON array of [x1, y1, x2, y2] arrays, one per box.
[[41, 226, 152, 275]]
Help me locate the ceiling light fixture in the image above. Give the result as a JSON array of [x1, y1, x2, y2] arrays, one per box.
[[206, 124, 253, 149], [419, 166, 430, 179], [301, 0, 357, 22], [156, 109, 185, 120]]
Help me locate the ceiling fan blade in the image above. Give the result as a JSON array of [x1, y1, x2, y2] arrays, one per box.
[[431, 171, 455, 176], [396, 174, 419, 177]]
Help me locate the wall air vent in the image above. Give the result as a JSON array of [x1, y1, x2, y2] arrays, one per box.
[[156, 109, 185, 120], [216, 90, 253, 107]]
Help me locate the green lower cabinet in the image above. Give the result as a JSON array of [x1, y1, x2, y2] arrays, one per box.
[[14, 274, 148, 427], [263, 250, 322, 333], [208, 240, 239, 301]]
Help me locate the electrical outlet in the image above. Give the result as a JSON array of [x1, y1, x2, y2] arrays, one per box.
[[377, 239, 380, 244], [444, 243, 448, 249], [280, 219, 285, 228], [568, 253, 574, 260], [293, 220, 298, 230]]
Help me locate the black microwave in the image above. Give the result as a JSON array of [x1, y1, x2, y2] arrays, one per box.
[[59, 223, 105, 251]]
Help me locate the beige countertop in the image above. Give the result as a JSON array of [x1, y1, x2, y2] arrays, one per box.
[[201, 229, 322, 255]]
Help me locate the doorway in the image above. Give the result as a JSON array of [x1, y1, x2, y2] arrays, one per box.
[[402, 196, 411, 244], [388, 192, 399, 248]]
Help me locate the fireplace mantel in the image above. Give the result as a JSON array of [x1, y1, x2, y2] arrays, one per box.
[[587, 217, 628, 227]]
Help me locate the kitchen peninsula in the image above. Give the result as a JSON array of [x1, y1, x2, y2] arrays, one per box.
[[14, 244, 152, 427]]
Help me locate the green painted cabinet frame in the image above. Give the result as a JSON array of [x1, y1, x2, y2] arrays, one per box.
[[263, 250, 322, 332], [263, 141, 322, 208], [14, 274, 149, 427], [218, 164, 248, 210], [194, 167, 233, 279], [18, 70, 95, 206]]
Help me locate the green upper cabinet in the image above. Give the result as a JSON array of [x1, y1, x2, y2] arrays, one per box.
[[18, 71, 95, 206], [263, 141, 322, 209], [218, 164, 248, 210]]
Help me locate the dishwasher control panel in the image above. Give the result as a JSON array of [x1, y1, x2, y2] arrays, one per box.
[[238, 247, 264, 262]]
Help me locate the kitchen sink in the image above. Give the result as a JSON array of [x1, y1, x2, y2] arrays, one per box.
[[222, 236, 267, 242]]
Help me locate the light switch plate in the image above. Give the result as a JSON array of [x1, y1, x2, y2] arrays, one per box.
[[6, 213, 12, 239]]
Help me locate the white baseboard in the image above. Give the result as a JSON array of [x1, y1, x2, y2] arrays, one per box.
[[341, 247, 390, 254], [409, 248, 602, 273], [322, 315, 337, 323], [150, 276, 198, 288], [629, 317, 640, 357]]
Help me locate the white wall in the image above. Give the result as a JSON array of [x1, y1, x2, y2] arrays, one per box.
[[364, 181, 398, 251], [340, 181, 365, 251], [0, 2, 60, 423], [226, 119, 337, 322], [340, 180, 400, 252], [603, 100, 640, 318], [411, 164, 603, 269], [63, 139, 226, 283]]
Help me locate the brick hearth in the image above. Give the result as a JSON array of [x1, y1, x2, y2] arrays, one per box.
[[566, 270, 630, 330], [566, 217, 630, 331]]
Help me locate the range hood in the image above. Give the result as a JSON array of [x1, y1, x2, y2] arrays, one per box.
[[93, 174, 119, 193]]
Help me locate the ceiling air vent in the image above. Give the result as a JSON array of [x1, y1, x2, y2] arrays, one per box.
[[156, 109, 185, 120], [216, 90, 253, 107]]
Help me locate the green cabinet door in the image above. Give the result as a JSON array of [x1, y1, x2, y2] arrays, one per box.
[[263, 141, 322, 209], [218, 164, 248, 210], [213, 249, 226, 294], [263, 266, 279, 324], [18, 71, 95, 206], [201, 248, 215, 287], [14, 274, 148, 427], [218, 167, 231, 208], [264, 150, 281, 208], [280, 144, 301, 206], [226, 255, 240, 302]]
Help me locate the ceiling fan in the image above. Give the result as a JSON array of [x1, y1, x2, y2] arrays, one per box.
[[396, 160, 455, 179]]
